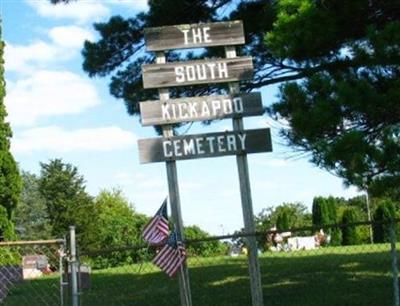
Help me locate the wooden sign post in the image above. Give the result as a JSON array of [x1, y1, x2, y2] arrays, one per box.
[[139, 20, 268, 306], [156, 51, 192, 306], [225, 45, 264, 306]]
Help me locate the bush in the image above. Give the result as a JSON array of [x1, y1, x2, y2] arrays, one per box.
[[0, 206, 20, 265], [341, 208, 361, 245], [313, 197, 341, 245], [185, 225, 227, 257], [82, 189, 150, 269], [373, 199, 396, 243]]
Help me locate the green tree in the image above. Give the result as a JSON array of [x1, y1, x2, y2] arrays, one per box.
[[325, 197, 342, 245], [49, 0, 400, 198], [13, 172, 53, 240], [0, 24, 21, 267], [276, 210, 290, 231], [346, 195, 369, 219], [0, 24, 22, 220], [312, 196, 342, 245], [255, 202, 311, 250], [0, 206, 16, 241], [84, 189, 149, 268], [39, 159, 94, 239], [184, 225, 227, 257], [373, 199, 396, 243], [257, 202, 311, 231], [268, 1, 400, 197], [369, 178, 400, 202], [345, 195, 376, 243], [48, 0, 279, 120], [341, 208, 360, 245], [0, 206, 19, 264], [312, 197, 330, 228]]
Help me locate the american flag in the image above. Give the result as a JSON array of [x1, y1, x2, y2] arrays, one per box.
[[153, 231, 186, 277], [142, 198, 169, 245]]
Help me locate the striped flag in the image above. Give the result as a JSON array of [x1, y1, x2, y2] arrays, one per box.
[[142, 198, 169, 245], [153, 231, 186, 277]]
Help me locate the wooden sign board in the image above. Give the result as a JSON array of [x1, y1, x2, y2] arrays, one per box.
[[138, 128, 272, 164], [144, 20, 245, 51], [140, 92, 264, 126], [142, 56, 253, 89]]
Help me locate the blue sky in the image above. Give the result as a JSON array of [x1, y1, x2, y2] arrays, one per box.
[[2, 0, 360, 235]]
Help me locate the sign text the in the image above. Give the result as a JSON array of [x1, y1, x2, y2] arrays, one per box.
[[182, 27, 211, 45]]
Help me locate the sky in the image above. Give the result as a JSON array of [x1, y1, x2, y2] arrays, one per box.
[[2, 0, 361, 235]]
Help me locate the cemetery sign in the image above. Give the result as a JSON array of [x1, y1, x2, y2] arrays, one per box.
[[139, 92, 264, 126]]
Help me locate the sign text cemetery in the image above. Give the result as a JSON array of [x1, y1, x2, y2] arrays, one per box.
[[139, 129, 272, 163], [138, 20, 269, 306]]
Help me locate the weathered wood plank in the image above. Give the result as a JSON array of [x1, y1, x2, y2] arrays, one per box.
[[138, 128, 272, 164], [226, 45, 264, 306], [142, 56, 253, 89], [155, 51, 193, 306], [139, 92, 264, 126], [144, 20, 245, 51]]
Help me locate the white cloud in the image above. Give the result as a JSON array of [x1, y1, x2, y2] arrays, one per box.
[[26, 0, 110, 24], [5, 25, 94, 73], [5, 70, 101, 126], [5, 41, 61, 73], [12, 126, 136, 153], [48, 25, 94, 48]]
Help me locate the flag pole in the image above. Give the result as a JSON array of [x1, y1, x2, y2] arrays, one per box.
[[173, 225, 190, 305]]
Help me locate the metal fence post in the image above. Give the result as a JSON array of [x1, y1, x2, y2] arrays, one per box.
[[59, 239, 66, 306], [390, 220, 399, 306], [69, 226, 79, 306]]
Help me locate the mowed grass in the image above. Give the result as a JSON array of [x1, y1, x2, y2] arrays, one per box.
[[3, 244, 397, 306]]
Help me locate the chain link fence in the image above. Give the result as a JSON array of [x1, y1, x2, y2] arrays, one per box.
[[1, 220, 399, 305], [73, 220, 400, 306], [0, 239, 66, 306]]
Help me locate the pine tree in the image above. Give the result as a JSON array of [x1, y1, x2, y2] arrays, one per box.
[[0, 23, 22, 222], [39, 159, 94, 239], [373, 200, 395, 243], [341, 208, 360, 246], [276, 210, 290, 231], [49, 0, 400, 199], [325, 197, 341, 246], [312, 197, 329, 228]]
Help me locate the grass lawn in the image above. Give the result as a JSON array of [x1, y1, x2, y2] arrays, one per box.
[[2, 244, 396, 306], [2, 274, 62, 306]]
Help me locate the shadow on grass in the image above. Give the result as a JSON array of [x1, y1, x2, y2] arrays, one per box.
[[260, 251, 394, 306], [3, 249, 396, 306], [2, 275, 61, 306]]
